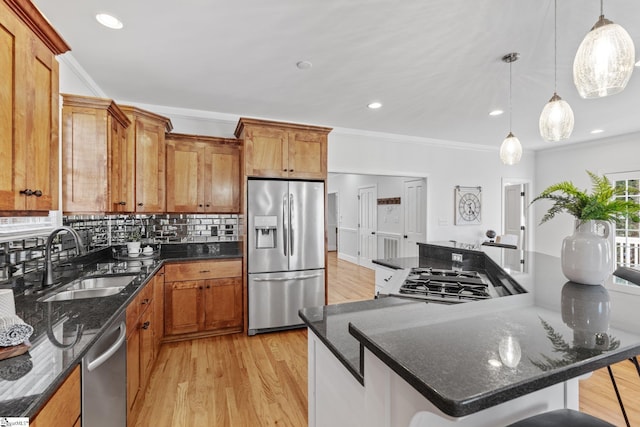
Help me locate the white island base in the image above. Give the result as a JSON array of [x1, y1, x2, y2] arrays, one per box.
[[308, 330, 582, 427]]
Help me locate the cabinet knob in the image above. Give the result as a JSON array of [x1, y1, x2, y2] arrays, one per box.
[[138, 203, 144, 207], [141, 321, 150, 330], [206, 285, 211, 289], [199, 286, 203, 290], [403, 235, 408, 239], [205, 204, 210, 207], [119, 201, 127, 205], [199, 204, 203, 207], [141, 298, 150, 305], [283, 169, 287, 172], [33, 190, 42, 197], [19, 189, 33, 196], [289, 169, 294, 172]]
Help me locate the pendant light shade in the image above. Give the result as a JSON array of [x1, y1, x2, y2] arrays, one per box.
[[499, 52, 522, 165], [573, 2, 635, 99], [539, 93, 575, 141], [540, 0, 574, 142], [500, 132, 522, 165]]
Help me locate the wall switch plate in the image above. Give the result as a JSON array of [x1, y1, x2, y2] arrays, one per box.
[[451, 253, 463, 262]]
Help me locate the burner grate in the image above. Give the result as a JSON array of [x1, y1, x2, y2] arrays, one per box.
[[398, 268, 491, 302]]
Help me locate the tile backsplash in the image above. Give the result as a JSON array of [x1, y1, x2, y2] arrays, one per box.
[[0, 214, 243, 281]]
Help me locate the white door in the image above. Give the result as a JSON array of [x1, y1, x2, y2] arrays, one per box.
[[403, 179, 426, 257], [504, 183, 527, 249], [327, 192, 338, 251], [358, 186, 377, 268]]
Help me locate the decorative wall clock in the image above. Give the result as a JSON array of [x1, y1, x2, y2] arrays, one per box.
[[455, 186, 482, 225]]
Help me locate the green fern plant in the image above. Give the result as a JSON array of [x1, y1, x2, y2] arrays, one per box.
[[531, 171, 640, 225]]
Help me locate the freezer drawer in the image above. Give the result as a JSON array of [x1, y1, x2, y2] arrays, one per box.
[[248, 269, 325, 335]]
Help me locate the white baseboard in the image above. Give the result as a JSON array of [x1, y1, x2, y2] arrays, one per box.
[[338, 252, 358, 265]]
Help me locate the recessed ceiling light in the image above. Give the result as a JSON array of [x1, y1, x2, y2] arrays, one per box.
[[96, 13, 123, 30], [489, 109, 504, 116], [590, 129, 604, 134], [296, 61, 312, 70], [367, 102, 382, 109]]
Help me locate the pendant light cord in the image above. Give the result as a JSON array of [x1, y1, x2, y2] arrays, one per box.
[[509, 59, 513, 132], [554, 0, 557, 93]]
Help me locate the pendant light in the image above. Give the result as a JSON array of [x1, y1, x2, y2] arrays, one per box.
[[573, 0, 635, 99], [540, 0, 574, 142], [500, 53, 522, 165]]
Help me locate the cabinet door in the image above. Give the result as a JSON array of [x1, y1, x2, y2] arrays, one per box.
[[26, 34, 59, 211], [166, 140, 204, 212], [244, 126, 288, 178], [134, 117, 166, 213], [61, 105, 109, 212], [203, 277, 243, 331], [153, 269, 165, 355], [110, 116, 134, 213], [0, 6, 59, 212], [30, 365, 81, 427], [288, 130, 327, 179], [126, 324, 141, 415], [164, 280, 203, 335], [204, 144, 240, 212], [139, 304, 155, 390]]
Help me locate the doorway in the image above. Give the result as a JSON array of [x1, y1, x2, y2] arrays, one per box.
[[358, 185, 377, 268], [403, 178, 426, 257], [503, 180, 529, 250], [327, 192, 338, 252]]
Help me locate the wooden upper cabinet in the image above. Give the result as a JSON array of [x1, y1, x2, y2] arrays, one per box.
[[120, 105, 173, 213], [0, 0, 70, 215], [235, 118, 331, 180], [61, 94, 130, 213], [166, 133, 241, 213]]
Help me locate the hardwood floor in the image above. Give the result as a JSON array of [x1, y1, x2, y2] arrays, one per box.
[[135, 253, 639, 426]]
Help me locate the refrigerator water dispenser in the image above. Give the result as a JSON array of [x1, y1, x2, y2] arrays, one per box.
[[254, 215, 277, 249]]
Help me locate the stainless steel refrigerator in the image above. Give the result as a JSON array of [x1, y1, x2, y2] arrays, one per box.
[[247, 179, 325, 335]]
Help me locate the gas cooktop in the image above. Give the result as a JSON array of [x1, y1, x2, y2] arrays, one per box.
[[392, 267, 495, 304]]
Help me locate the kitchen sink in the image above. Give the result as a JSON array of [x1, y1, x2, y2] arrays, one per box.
[[39, 274, 137, 302]]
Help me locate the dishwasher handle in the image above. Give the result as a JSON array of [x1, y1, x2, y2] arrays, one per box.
[[87, 321, 126, 372]]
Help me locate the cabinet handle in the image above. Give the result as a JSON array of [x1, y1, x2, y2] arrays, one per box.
[[19, 189, 33, 196], [138, 203, 144, 207], [119, 201, 127, 205], [141, 321, 150, 330], [33, 190, 42, 197], [199, 270, 210, 273], [141, 298, 150, 305]]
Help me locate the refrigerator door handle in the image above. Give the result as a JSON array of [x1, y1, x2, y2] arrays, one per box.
[[289, 193, 294, 256], [252, 273, 322, 282], [282, 194, 288, 257]]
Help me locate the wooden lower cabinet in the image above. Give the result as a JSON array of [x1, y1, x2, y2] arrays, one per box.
[[126, 270, 163, 426], [164, 259, 243, 340], [31, 365, 81, 427]]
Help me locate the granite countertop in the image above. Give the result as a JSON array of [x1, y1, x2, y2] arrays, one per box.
[[300, 242, 640, 418], [0, 241, 241, 418]]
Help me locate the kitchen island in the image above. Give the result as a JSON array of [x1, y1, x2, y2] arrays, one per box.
[[0, 242, 241, 420], [300, 242, 640, 427]]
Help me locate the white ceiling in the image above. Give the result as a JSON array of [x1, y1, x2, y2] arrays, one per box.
[[34, 0, 640, 151]]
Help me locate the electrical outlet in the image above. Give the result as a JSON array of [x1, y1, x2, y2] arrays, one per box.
[[452, 253, 463, 262]]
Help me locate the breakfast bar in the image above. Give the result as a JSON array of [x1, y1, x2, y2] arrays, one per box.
[[300, 243, 640, 427]]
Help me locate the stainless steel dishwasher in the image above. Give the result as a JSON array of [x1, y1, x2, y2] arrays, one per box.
[[82, 312, 127, 427]]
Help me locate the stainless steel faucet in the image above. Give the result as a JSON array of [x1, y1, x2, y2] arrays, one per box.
[[42, 226, 86, 287]]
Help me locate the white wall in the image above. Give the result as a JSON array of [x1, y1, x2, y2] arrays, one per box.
[[534, 132, 640, 257], [329, 131, 535, 248]]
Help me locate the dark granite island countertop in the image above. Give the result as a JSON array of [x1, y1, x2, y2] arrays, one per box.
[[0, 242, 241, 418], [301, 242, 640, 420]]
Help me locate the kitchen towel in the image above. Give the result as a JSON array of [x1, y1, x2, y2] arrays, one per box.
[[0, 289, 16, 317], [0, 315, 34, 347]]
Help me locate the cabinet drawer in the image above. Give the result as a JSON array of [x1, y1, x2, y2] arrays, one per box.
[[126, 280, 154, 329], [164, 259, 241, 282]]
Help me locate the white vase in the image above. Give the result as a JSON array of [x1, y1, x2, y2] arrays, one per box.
[[561, 220, 612, 285]]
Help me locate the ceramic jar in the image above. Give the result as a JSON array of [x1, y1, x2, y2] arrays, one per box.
[[561, 220, 612, 285]]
